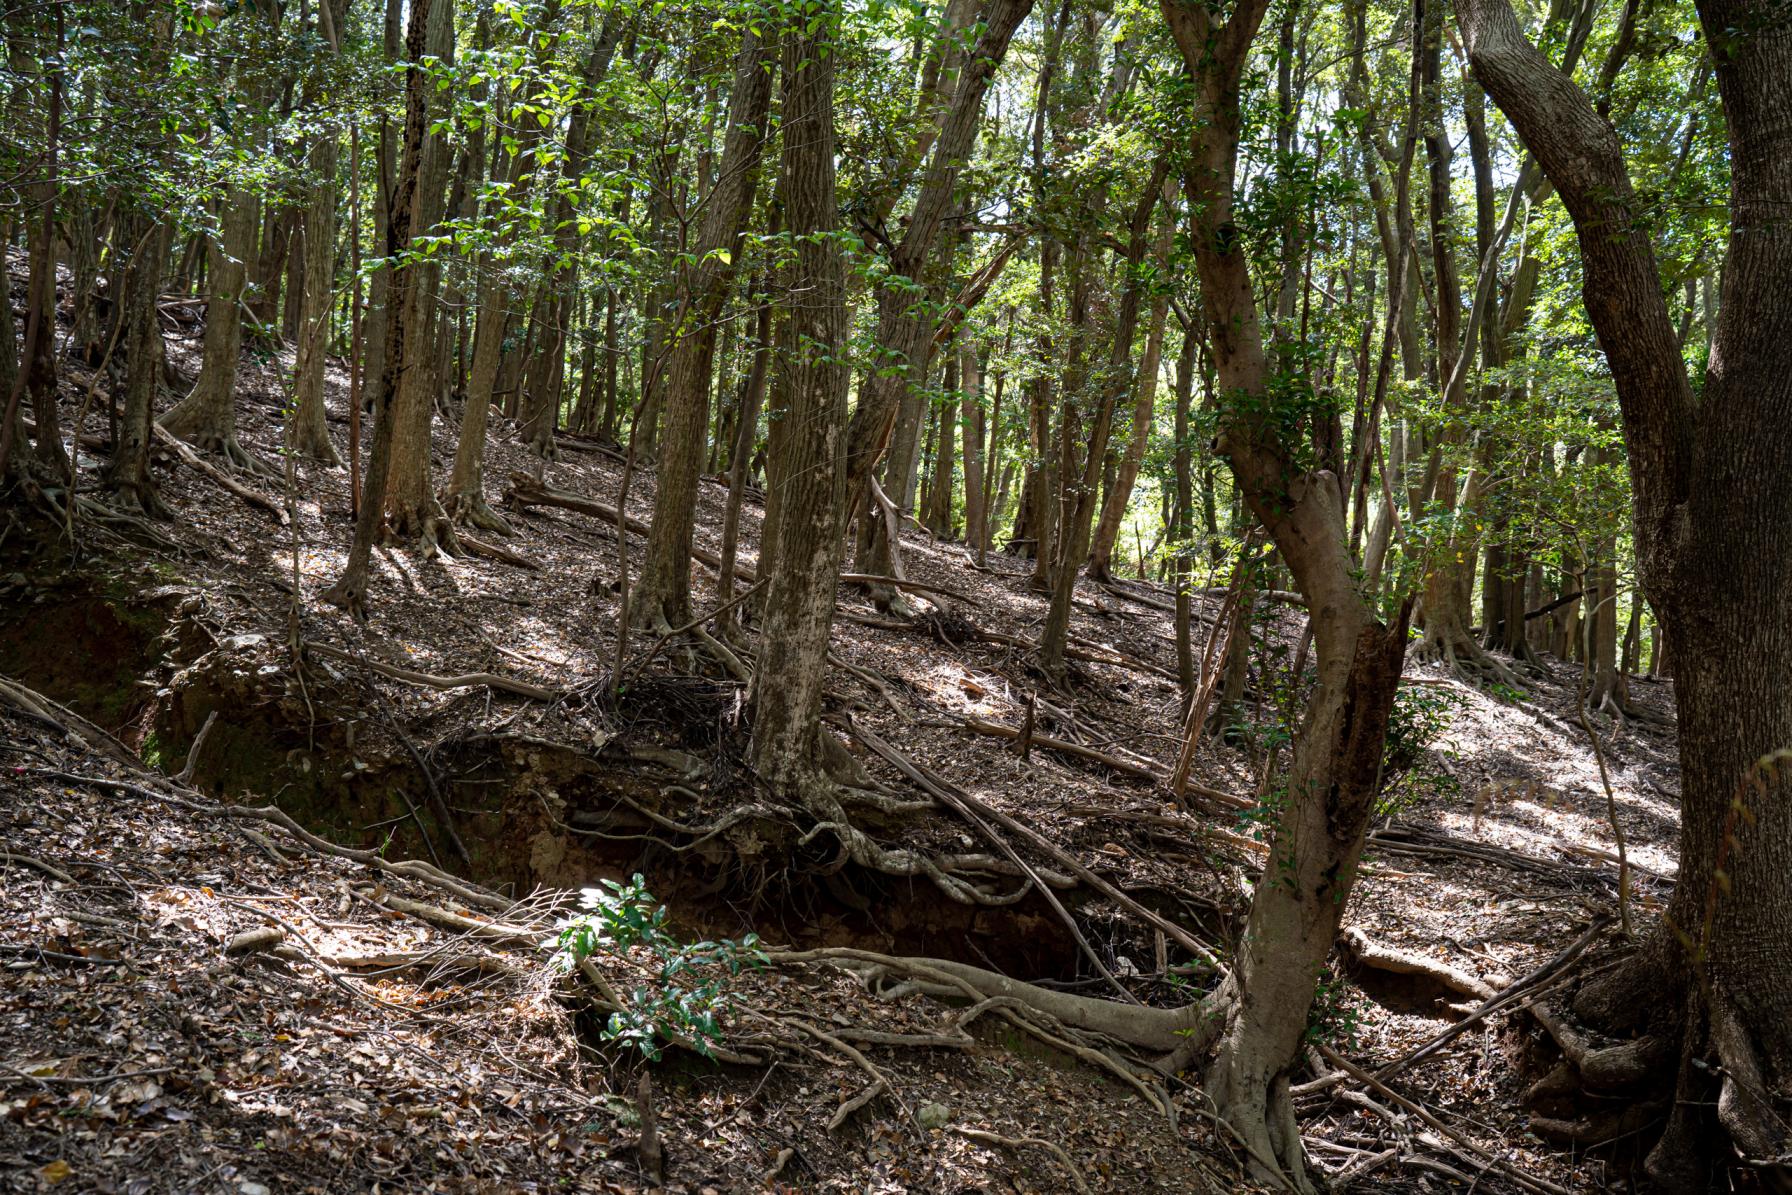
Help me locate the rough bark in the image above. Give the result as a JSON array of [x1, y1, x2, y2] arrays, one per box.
[[749, 8, 850, 791], [1461, 0, 1792, 1181], [632, 26, 776, 629]]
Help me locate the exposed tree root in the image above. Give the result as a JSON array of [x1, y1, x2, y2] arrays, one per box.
[[1412, 621, 1523, 690], [440, 486, 516, 536], [385, 496, 465, 562], [155, 415, 277, 477], [152, 425, 286, 525]]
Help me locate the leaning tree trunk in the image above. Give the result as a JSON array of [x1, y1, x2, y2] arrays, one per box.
[[1157, 0, 1413, 1185], [1461, 0, 1792, 1182], [842, 0, 1034, 608], [632, 25, 775, 630]]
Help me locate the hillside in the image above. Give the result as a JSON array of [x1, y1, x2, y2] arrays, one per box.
[[0, 331, 1681, 1193]]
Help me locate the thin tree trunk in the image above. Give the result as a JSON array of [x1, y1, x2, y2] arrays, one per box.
[[633, 25, 776, 629]]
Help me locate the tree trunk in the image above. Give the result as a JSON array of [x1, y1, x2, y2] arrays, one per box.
[[288, 113, 345, 467], [1090, 203, 1172, 580], [959, 344, 986, 555], [1157, 0, 1413, 1184], [633, 26, 775, 629], [378, 0, 457, 553], [1461, 0, 1792, 1179], [749, 7, 849, 791], [109, 203, 171, 517], [321, 0, 437, 619], [923, 353, 957, 538]]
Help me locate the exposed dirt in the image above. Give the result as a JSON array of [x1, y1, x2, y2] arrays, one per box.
[[0, 296, 1686, 1191]]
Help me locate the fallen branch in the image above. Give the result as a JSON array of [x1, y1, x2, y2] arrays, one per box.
[[840, 573, 972, 604], [459, 533, 541, 571], [152, 425, 287, 525], [952, 1126, 1093, 1195], [225, 925, 287, 955], [970, 628, 1178, 681], [960, 716, 1157, 782], [304, 641, 561, 702], [0, 851, 77, 884]]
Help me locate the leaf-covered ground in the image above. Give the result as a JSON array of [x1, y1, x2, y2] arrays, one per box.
[[0, 301, 1681, 1191]]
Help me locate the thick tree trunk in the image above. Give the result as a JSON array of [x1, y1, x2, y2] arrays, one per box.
[[161, 191, 263, 467], [1158, 0, 1412, 1183], [749, 8, 849, 791], [1461, 0, 1792, 1180]]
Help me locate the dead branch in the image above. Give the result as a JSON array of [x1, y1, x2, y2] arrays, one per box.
[[960, 716, 1157, 782], [304, 640, 561, 702]]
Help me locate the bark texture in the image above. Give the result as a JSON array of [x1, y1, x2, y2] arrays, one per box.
[[1460, 0, 1792, 1181]]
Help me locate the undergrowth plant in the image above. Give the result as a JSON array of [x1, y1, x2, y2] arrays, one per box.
[[1375, 685, 1464, 818], [543, 875, 767, 1060]]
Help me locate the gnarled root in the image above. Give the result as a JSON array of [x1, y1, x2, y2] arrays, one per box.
[[1413, 621, 1523, 691], [440, 486, 516, 536], [159, 396, 281, 477], [384, 496, 464, 561]]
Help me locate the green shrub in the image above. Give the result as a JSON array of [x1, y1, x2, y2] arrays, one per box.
[[543, 875, 766, 1060]]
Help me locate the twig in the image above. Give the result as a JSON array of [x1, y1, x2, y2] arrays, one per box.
[[0, 851, 77, 884], [951, 1126, 1093, 1194], [174, 710, 219, 785]]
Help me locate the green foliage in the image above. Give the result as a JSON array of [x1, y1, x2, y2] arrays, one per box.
[[544, 875, 766, 1060], [1376, 684, 1463, 818], [1305, 966, 1362, 1047]]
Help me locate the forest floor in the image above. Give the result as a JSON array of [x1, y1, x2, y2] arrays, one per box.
[[0, 296, 1682, 1192]]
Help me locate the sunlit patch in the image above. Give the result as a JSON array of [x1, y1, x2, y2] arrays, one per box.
[[914, 661, 1009, 717]]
